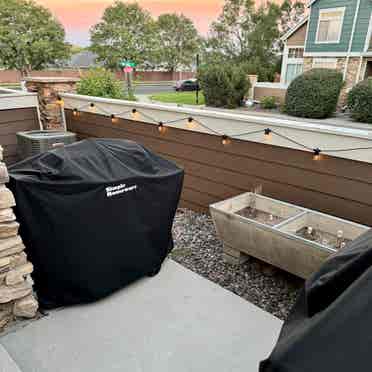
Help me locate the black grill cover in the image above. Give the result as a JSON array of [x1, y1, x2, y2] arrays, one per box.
[[9, 139, 184, 309], [260, 228, 372, 372]]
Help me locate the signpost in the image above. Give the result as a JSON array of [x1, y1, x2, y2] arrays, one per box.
[[119, 60, 137, 97], [196, 54, 200, 105]]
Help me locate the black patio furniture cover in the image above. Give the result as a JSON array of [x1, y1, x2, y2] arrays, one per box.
[[9, 138, 184, 309], [260, 228, 372, 372]]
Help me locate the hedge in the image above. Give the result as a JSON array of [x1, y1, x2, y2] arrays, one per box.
[[77, 68, 134, 100], [197, 64, 250, 109], [347, 78, 372, 124], [285, 68, 344, 119]]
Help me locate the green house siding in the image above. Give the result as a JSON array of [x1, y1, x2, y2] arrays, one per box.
[[351, 0, 372, 52], [305, 0, 372, 54], [306, 0, 358, 53]]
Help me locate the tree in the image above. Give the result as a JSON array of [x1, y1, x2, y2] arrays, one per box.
[[0, 0, 70, 77], [279, 0, 305, 35], [90, 1, 157, 70], [207, 0, 282, 62], [155, 14, 200, 72], [204, 0, 305, 81]]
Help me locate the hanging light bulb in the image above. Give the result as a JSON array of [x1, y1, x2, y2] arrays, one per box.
[[221, 135, 231, 146], [72, 108, 79, 117], [56, 95, 64, 106], [111, 114, 118, 123], [264, 128, 272, 138], [158, 121, 166, 134], [131, 108, 139, 120], [187, 117, 197, 129], [313, 148, 321, 161]]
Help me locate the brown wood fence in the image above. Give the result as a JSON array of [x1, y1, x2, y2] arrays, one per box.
[[66, 109, 372, 226], [1, 108, 40, 165]]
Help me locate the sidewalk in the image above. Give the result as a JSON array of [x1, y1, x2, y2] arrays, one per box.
[[1, 260, 282, 372], [144, 96, 370, 131]]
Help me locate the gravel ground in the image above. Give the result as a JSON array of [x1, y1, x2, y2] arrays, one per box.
[[171, 208, 304, 320]]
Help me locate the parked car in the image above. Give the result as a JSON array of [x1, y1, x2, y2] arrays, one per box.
[[174, 79, 199, 92]]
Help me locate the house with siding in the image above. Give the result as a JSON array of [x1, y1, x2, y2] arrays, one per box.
[[282, 0, 372, 90], [255, 0, 372, 104]]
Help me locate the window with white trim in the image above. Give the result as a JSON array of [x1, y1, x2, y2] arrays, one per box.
[[285, 47, 304, 84], [312, 58, 338, 69], [316, 8, 345, 43]]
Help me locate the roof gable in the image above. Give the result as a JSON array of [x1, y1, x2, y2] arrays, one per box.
[[281, 17, 309, 41]]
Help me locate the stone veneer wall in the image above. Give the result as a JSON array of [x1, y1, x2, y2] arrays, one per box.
[[25, 77, 79, 130], [0, 146, 38, 330]]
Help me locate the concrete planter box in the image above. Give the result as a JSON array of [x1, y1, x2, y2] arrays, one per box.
[[210, 193, 369, 279]]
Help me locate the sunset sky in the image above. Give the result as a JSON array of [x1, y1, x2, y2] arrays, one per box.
[[35, 0, 231, 46]]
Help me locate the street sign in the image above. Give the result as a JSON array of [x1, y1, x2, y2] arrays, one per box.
[[119, 60, 136, 69], [123, 66, 133, 73]]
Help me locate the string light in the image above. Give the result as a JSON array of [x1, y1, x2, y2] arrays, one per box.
[[56, 95, 64, 106], [187, 117, 197, 129], [131, 108, 139, 120], [313, 148, 321, 161], [67, 104, 372, 162], [158, 121, 166, 134], [111, 114, 117, 123], [264, 128, 272, 138], [221, 135, 231, 146]]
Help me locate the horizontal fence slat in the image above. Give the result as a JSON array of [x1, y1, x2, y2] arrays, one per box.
[[66, 110, 372, 184], [67, 117, 372, 208], [0, 107, 37, 125], [66, 111, 372, 226]]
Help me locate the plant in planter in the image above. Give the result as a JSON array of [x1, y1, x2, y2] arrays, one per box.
[[210, 193, 369, 278]]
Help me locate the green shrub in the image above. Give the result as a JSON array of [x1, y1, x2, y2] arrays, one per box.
[[285, 68, 344, 119], [197, 64, 250, 108], [347, 78, 372, 123], [77, 68, 134, 100], [260, 96, 277, 109]]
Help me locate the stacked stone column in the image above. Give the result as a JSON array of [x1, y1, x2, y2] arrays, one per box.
[[25, 77, 79, 130], [0, 146, 38, 330]]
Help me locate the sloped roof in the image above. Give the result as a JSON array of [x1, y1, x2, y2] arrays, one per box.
[[281, 16, 309, 41]]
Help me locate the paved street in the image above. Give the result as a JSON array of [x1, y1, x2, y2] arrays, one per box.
[[133, 82, 175, 95]]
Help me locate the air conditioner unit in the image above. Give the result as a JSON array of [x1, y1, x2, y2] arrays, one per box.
[[17, 130, 77, 160]]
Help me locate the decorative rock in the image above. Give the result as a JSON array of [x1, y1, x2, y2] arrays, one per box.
[[0, 186, 15, 209], [0, 243, 25, 259], [0, 280, 32, 303], [0, 163, 9, 183], [6, 263, 33, 286], [13, 294, 38, 318], [0, 257, 10, 268], [9, 252, 28, 268], [0, 159, 38, 330], [0, 208, 16, 223], [0, 222, 19, 239], [0, 236, 23, 253], [0, 303, 13, 329]]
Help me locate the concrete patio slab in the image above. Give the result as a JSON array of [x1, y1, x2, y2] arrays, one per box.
[[1, 260, 282, 372], [0, 344, 21, 372]]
